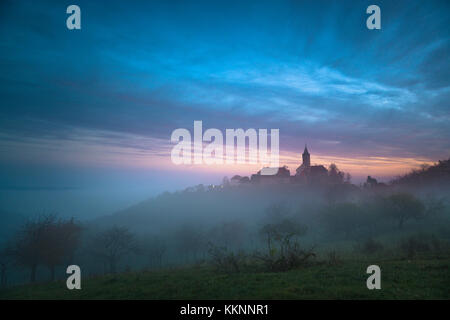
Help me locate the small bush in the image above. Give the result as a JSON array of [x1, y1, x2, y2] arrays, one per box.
[[256, 217, 314, 272], [207, 243, 246, 274], [254, 242, 316, 272]]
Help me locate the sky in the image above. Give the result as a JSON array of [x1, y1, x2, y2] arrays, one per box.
[[0, 0, 449, 218]]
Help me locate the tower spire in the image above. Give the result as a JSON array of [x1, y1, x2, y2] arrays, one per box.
[[302, 144, 310, 167]]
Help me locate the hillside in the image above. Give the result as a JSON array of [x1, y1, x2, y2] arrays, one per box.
[[391, 158, 450, 187], [89, 182, 361, 234], [1, 257, 449, 300], [91, 159, 450, 234]]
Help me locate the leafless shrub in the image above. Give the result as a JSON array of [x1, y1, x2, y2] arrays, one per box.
[[207, 243, 246, 274], [254, 242, 316, 272], [89, 226, 139, 274]]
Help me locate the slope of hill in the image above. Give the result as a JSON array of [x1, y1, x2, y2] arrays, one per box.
[[391, 159, 450, 187], [1, 257, 449, 299], [89, 182, 360, 234]]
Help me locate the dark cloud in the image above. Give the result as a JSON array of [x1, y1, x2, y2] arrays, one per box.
[[0, 0, 449, 169]]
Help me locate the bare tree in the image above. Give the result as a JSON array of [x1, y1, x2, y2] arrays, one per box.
[[9, 215, 82, 282], [90, 226, 138, 274], [40, 217, 82, 281], [10, 215, 54, 282], [0, 245, 14, 288], [175, 225, 204, 262], [259, 218, 307, 254], [257, 218, 313, 271], [384, 193, 425, 229], [146, 236, 166, 268]]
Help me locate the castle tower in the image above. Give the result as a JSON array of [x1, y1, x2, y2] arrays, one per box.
[[302, 145, 310, 167]]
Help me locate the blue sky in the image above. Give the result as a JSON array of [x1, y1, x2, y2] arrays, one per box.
[[0, 0, 449, 217]]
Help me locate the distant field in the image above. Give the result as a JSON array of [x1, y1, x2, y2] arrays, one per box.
[[1, 258, 449, 300]]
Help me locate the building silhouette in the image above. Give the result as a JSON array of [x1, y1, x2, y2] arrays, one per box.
[[231, 145, 334, 186]]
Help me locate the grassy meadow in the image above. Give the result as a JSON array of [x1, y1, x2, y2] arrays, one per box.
[[1, 256, 448, 300]]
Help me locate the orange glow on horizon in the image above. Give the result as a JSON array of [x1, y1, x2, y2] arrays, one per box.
[[1, 131, 437, 183], [134, 149, 436, 183]]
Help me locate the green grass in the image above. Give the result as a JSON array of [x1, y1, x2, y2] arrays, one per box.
[[1, 258, 449, 299]]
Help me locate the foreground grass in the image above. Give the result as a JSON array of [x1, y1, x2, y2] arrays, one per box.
[[1, 258, 449, 299]]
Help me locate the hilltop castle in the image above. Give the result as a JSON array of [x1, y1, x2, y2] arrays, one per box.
[[230, 145, 330, 186], [294, 145, 328, 183]]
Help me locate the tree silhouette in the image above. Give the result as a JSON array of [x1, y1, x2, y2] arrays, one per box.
[[146, 236, 166, 268], [40, 217, 82, 281], [0, 245, 14, 287], [384, 193, 425, 229], [9, 215, 82, 282], [328, 163, 344, 184], [90, 226, 138, 274]]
